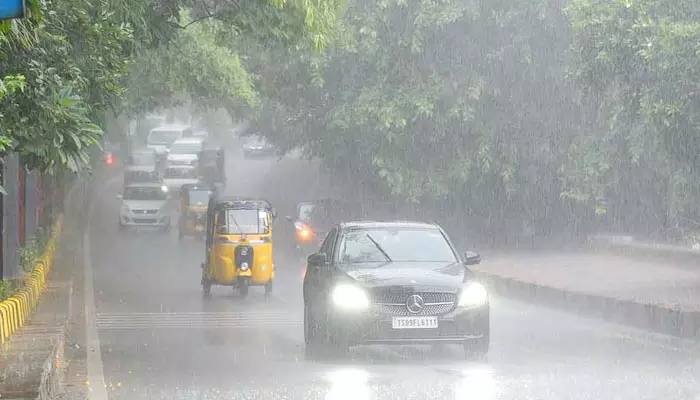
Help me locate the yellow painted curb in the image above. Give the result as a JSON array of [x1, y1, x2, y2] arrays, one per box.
[[0, 215, 63, 344]]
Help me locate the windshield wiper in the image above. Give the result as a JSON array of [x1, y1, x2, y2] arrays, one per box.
[[365, 234, 392, 262]]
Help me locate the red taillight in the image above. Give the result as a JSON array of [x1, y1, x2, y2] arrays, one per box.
[[105, 152, 114, 165]]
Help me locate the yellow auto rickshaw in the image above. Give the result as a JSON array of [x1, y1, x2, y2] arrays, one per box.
[[201, 196, 277, 297], [178, 183, 214, 239]]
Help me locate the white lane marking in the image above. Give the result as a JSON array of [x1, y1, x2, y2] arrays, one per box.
[[95, 311, 302, 330], [85, 208, 109, 400]]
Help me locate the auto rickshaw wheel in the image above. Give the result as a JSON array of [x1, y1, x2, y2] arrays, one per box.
[[264, 281, 273, 296], [239, 277, 250, 297], [202, 279, 212, 296]]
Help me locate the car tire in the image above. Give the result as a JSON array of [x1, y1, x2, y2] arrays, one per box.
[[304, 306, 348, 360], [463, 334, 490, 360]]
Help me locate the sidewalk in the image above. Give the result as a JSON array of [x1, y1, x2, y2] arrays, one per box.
[[474, 245, 700, 338], [0, 179, 88, 399]]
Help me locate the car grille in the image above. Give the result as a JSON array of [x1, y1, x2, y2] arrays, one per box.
[[371, 291, 457, 316], [132, 209, 158, 215]]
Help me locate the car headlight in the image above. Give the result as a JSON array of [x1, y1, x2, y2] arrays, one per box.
[[458, 282, 488, 307], [331, 284, 369, 310], [161, 185, 168, 193]]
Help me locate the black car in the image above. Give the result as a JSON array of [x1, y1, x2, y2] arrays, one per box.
[[285, 198, 359, 254], [302, 221, 489, 359]]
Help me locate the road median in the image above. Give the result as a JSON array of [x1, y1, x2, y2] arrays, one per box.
[[473, 251, 700, 338]]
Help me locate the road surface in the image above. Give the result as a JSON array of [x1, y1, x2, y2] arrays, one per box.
[[86, 145, 700, 400]]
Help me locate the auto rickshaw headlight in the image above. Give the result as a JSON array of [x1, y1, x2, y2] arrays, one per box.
[[161, 185, 168, 193], [331, 284, 369, 310], [240, 262, 249, 271]]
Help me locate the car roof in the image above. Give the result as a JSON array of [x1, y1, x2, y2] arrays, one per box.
[[150, 124, 191, 131], [165, 164, 196, 169], [339, 220, 440, 231], [131, 148, 156, 155], [124, 182, 164, 189], [172, 137, 204, 145]]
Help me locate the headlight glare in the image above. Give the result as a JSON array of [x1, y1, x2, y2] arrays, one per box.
[[332, 284, 369, 310], [458, 282, 488, 307]]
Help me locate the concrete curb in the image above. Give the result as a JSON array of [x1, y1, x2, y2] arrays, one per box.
[[587, 235, 700, 264], [0, 217, 62, 345], [476, 271, 700, 338]]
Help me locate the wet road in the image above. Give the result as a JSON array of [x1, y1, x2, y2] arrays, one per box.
[[87, 145, 700, 400]]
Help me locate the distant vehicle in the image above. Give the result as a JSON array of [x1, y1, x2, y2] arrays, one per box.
[[302, 221, 488, 359], [123, 167, 161, 185], [116, 182, 172, 232], [166, 137, 205, 166], [146, 124, 193, 158], [242, 134, 275, 159], [192, 130, 210, 139], [285, 198, 359, 254], [126, 148, 159, 172], [162, 164, 199, 192]]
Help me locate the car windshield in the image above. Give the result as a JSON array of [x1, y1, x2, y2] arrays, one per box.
[[170, 143, 202, 154], [148, 130, 181, 145], [187, 190, 211, 205], [218, 209, 270, 234], [126, 171, 155, 182], [129, 152, 155, 165], [164, 167, 196, 178], [123, 187, 166, 201], [337, 228, 457, 263]]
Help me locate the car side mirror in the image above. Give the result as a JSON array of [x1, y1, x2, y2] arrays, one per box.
[[464, 251, 481, 266], [116, 194, 123, 200], [307, 253, 327, 268]]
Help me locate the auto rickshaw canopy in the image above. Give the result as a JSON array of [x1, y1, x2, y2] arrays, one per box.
[[208, 196, 274, 214], [180, 183, 215, 206]]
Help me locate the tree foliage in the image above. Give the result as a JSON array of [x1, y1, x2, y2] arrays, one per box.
[[0, 0, 343, 174], [243, 0, 700, 243]]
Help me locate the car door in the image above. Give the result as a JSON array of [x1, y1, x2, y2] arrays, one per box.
[[303, 227, 337, 304]]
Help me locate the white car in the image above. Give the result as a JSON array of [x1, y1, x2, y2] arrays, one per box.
[[147, 124, 193, 157], [163, 165, 199, 192], [117, 183, 172, 232], [166, 137, 205, 166]]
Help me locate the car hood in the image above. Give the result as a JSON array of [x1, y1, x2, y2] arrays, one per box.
[[338, 261, 470, 292], [122, 200, 166, 210]]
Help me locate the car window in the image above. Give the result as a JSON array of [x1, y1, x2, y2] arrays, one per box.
[[170, 142, 202, 154], [319, 227, 337, 255], [337, 228, 457, 264], [123, 187, 166, 201], [164, 167, 197, 178], [148, 129, 182, 145]]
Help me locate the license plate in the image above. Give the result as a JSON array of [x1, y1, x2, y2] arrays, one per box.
[[391, 316, 438, 329]]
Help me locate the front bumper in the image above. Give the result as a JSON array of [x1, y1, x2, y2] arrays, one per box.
[[325, 304, 489, 346], [120, 214, 171, 227]]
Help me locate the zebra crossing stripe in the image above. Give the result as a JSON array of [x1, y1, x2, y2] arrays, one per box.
[[95, 311, 303, 330]]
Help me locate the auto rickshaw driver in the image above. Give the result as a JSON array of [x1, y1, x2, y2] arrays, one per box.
[[201, 197, 277, 298], [178, 183, 213, 239]]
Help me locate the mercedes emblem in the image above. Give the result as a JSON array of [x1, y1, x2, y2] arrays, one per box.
[[406, 294, 425, 314]]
